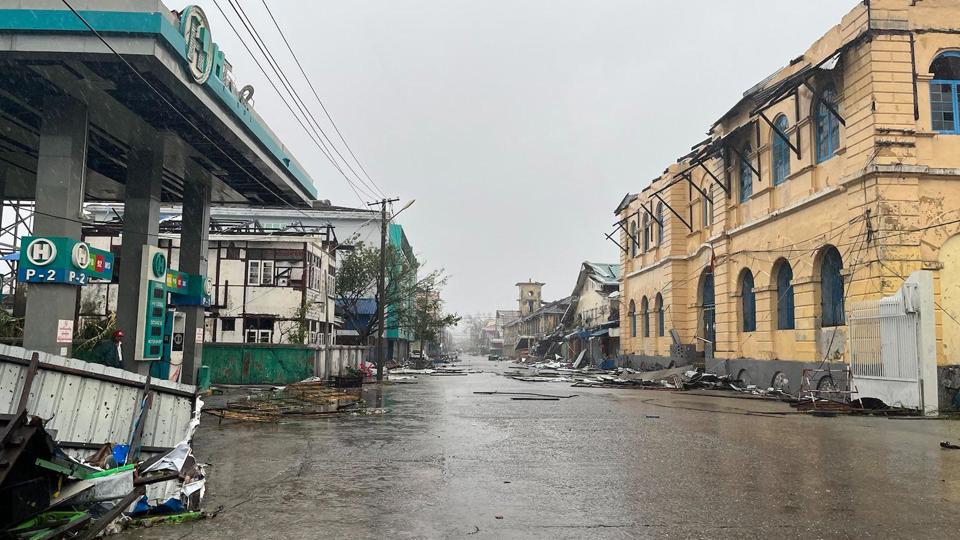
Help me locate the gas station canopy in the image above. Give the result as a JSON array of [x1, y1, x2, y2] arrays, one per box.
[[0, 0, 319, 206]]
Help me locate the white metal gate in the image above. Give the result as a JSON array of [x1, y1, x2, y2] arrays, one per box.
[[847, 270, 937, 414]]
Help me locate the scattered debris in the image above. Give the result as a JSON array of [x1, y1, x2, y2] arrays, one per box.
[[474, 391, 578, 399], [510, 397, 560, 401], [940, 441, 960, 450], [204, 378, 365, 422], [1, 350, 207, 538]]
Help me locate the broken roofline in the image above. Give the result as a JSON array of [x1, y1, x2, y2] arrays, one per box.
[[618, 2, 871, 214]]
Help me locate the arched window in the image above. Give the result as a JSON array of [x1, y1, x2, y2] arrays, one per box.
[[655, 293, 665, 337], [820, 245, 845, 327], [776, 260, 795, 330], [642, 213, 650, 252], [629, 299, 637, 337], [656, 203, 665, 245], [629, 221, 638, 257], [815, 85, 841, 162], [739, 145, 753, 203], [930, 52, 960, 133], [740, 269, 756, 332], [641, 296, 650, 338], [771, 114, 791, 185]]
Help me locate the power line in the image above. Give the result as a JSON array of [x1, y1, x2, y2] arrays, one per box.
[[208, 0, 374, 204], [222, 0, 384, 201], [260, 0, 384, 198]]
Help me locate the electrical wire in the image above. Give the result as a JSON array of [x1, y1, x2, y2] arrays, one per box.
[[208, 0, 374, 204], [223, 0, 384, 202], [259, 0, 384, 199]]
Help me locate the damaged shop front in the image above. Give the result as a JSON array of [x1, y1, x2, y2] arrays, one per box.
[[0, 344, 207, 536]]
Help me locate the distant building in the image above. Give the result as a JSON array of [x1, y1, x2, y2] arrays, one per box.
[[503, 281, 572, 359], [562, 262, 621, 365]]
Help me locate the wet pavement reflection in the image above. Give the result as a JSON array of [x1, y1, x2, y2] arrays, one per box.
[[119, 355, 960, 539]]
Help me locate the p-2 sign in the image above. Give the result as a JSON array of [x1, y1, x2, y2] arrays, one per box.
[[18, 236, 114, 285]]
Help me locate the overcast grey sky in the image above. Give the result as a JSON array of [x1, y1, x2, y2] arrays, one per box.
[[194, 0, 856, 316]]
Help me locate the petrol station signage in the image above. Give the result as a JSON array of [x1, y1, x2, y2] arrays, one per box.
[[18, 236, 113, 285], [137, 247, 168, 361], [167, 269, 213, 307]]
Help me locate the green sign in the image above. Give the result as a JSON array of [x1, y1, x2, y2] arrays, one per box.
[[142, 280, 167, 360], [166, 270, 212, 307], [18, 236, 114, 285]]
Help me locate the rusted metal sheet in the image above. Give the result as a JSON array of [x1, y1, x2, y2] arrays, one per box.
[[0, 344, 196, 454]]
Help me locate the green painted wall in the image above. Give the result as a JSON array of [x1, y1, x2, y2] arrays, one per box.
[[202, 343, 316, 384]]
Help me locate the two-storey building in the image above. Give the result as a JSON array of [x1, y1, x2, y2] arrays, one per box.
[[617, 0, 960, 408]]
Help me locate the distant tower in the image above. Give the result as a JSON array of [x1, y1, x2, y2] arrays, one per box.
[[516, 279, 545, 316]]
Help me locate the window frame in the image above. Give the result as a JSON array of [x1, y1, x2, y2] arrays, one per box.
[[641, 296, 650, 338], [815, 85, 841, 163], [930, 51, 960, 134], [930, 80, 958, 133], [655, 293, 665, 337], [629, 300, 637, 337], [776, 261, 795, 330], [656, 203, 665, 245], [820, 246, 845, 327], [771, 114, 791, 185], [739, 145, 753, 203], [630, 221, 638, 257], [247, 260, 261, 286], [740, 269, 757, 333], [642, 214, 650, 252]]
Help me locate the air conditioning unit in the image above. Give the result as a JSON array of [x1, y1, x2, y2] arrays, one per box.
[[276, 277, 289, 287]]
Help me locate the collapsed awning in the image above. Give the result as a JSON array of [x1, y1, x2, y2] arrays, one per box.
[[590, 328, 610, 338]]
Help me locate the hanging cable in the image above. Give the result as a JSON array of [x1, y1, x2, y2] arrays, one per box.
[[223, 0, 384, 201], [260, 0, 384, 198], [209, 0, 375, 204]]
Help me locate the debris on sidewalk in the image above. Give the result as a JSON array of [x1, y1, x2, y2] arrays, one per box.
[[1, 348, 209, 538], [204, 377, 370, 422]]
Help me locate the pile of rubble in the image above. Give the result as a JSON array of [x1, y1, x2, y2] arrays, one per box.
[[204, 378, 369, 422], [1, 399, 207, 537], [504, 361, 792, 399]]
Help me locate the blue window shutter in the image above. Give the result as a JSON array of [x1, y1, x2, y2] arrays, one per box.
[[816, 87, 839, 163], [772, 115, 791, 185], [820, 247, 844, 327], [641, 297, 649, 337], [742, 271, 756, 332], [739, 146, 753, 203], [777, 263, 795, 330], [655, 294, 665, 337]]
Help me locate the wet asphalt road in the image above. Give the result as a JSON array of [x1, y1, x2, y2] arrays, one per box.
[[120, 355, 960, 539]]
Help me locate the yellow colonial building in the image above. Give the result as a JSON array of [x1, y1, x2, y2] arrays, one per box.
[[616, 0, 960, 409]]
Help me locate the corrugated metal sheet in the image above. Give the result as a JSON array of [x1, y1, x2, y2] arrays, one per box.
[[0, 344, 196, 453]]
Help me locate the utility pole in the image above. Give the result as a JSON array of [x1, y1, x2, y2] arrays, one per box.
[[368, 197, 399, 381]]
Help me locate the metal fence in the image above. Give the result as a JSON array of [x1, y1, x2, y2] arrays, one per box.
[[848, 285, 920, 382], [0, 344, 196, 455]]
